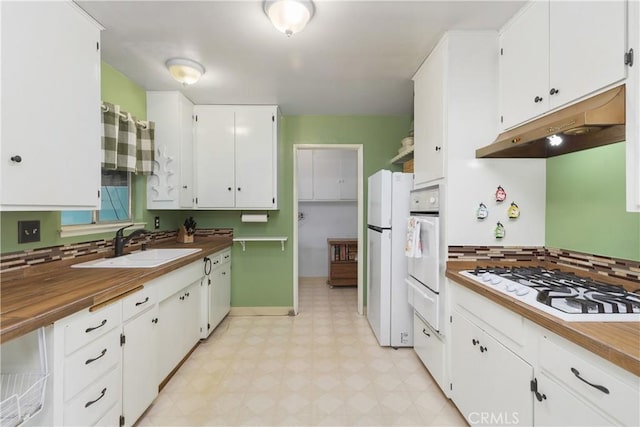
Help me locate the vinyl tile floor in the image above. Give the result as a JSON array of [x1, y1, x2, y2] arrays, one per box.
[[137, 278, 467, 426]]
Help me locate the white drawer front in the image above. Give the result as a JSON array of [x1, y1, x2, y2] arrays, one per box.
[[408, 279, 439, 332], [155, 261, 205, 301], [64, 302, 122, 356], [64, 328, 120, 400], [64, 365, 121, 426], [94, 402, 121, 427], [122, 286, 157, 322], [540, 336, 640, 427], [219, 249, 231, 264], [413, 313, 446, 392]]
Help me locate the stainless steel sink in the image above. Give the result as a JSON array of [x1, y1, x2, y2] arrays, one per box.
[[71, 248, 202, 268]]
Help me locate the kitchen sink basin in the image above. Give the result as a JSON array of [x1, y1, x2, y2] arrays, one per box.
[[71, 248, 202, 269]]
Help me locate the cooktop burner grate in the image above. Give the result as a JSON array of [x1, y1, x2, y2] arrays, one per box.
[[463, 267, 640, 321]]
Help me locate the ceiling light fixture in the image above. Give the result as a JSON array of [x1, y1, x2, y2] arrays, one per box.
[[264, 0, 314, 37], [165, 58, 205, 85]]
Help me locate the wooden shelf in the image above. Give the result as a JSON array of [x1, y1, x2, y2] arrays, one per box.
[[390, 146, 414, 165], [327, 238, 357, 287]]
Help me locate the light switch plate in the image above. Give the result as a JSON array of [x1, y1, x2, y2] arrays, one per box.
[[18, 220, 41, 243]]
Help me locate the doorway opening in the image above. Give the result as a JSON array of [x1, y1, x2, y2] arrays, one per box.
[[292, 144, 364, 315]]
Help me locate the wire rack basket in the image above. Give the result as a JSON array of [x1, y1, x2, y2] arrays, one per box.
[[0, 328, 49, 427]]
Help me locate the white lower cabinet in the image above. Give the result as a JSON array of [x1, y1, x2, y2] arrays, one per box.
[[121, 287, 158, 427], [201, 249, 232, 339], [412, 313, 446, 393], [157, 278, 203, 383], [450, 279, 640, 427], [451, 308, 533, 426], [53, 302, 123, 426], [48, 255, 218, 426]]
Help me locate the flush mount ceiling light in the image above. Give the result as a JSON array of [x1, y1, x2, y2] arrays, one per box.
[[264, 0, 314, 37], [165, 58, 205, 85]]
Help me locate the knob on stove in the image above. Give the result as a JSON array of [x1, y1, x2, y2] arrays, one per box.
[[515, 287, 530, 296], [490, 276, 502, 286], [482, 272, 491, 282], [506, 283, 517, 292]]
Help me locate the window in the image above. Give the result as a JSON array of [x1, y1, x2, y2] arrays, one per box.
[[61, 169, 131, 226]]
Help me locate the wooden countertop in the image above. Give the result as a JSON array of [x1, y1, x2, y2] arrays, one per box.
[[0, 236, 232, 344], [446, 263, 640, 377]]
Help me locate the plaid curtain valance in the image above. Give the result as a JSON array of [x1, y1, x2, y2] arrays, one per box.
[[101, 102, 155, 175]]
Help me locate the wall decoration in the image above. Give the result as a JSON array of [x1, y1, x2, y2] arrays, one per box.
[[494, 221, 506, 239], [476, 203, 488, 219], [507, 202, 520, 219], [495, 185, 507, 202]]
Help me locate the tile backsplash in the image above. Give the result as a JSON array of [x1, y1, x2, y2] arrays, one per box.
[[448, 245, 640, 283], [0, 228, 233, 273]]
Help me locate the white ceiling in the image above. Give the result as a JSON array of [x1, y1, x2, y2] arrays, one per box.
[[77, 0, 525, 115]]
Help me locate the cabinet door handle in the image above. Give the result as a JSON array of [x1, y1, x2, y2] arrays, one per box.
[[85, 348, 107, 365], [228, 187, 232, 191], [185, 292, 190, 297], [10, 155, 22, 163], [534, 96, 543, 103], [435, 146, 441, 152], [182, 185, 188, 189], [222, 271, 227, 275], [85, 319, 107, 333], [480, 345, 487, 353], [237, 187, 242, 191], [472, 339, 478, 346], [180, 295, 185, 301], [152, 318, 158, 324], [135, 297, 149, 306], [570, 368, 609, 394], [422, 328, 430, 337], [549, 88, 559, 95], [84, 387, 107, 408], [204, 257, 212, 275]]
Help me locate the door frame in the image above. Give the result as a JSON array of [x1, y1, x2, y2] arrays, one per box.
[[292, 144, 364, 315]]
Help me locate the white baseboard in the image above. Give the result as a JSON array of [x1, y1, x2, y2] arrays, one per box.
[[229, 306, 293, 316]]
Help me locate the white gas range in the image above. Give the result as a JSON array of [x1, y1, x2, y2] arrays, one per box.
[[460, 267, 640, 322]]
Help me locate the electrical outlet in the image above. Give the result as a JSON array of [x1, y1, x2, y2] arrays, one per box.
[[18, 220, 40, 243], [154, 216, 160, 229]]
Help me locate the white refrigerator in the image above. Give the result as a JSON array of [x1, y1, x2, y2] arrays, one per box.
[[367, 170, 413, 347]]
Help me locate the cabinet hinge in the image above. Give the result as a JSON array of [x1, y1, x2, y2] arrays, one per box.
[[97, 189, 101, 198], [625, 48, 634, 67], [195, 197, 198, 204], [119, 415, 125, 427], [272, 115, 275, 122], [500, 115, 504, 124], [450, 383, 453, 391], [97, 41, 100, 51], [120, 333, 126, 346], [195, 115, 198, 122], [500, 47, 503, 56], [450, 315, 452, 323], [208, 323, 211, 330], [272, 197, 275, 204]]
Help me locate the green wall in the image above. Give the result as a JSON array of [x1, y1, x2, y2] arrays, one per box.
[[0, 62, 150, 254], [164, 115, 411, 307], [546, 142, 640, 261]]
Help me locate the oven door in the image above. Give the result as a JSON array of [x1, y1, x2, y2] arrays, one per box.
[[407, 215, 440, 293], [407, 277, 440, 332]]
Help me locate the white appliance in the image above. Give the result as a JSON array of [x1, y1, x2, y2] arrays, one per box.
[[406, 187, 442, 332], [367, 170, 413, 347]]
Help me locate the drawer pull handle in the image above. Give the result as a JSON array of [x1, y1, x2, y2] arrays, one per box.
[[85, 348, 107, 365], [570, 368, 609, 394], [85, 319, 107, 333], [85, 387, 107, 408], [422, 328, 431, 337], [135, 297, 149, 306]]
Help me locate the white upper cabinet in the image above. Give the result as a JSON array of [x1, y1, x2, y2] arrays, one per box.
[[1, 1, 101, 211], [499, 0, 627, 130], [146, 92, 194, 210], [296, 149, 357, 201], [499, 1, 549, 130], [626, 0, 640, 212], [312, 150, 357, 201], [194, 105, 278, 210], [296, 149, 313, 201], [412, 37, 447, 187]]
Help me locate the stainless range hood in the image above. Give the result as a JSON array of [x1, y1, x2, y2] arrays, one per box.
[[476, 85, 626, 158]]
